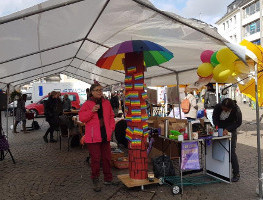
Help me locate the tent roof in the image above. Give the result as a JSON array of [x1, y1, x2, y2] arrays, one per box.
[[0, 0, 228, 89]]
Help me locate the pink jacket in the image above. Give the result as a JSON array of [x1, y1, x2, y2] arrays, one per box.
[[79, 98, 115, 143]]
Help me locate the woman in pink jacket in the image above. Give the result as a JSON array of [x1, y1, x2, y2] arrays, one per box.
[[79, 83, 115, 192]]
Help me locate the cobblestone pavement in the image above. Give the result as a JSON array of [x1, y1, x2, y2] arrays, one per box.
[[0, 103, 262, 200]]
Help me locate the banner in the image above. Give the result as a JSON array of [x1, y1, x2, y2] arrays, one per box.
[[181, 141, 200, 170]]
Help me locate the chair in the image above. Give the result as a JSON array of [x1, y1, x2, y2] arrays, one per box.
[[59, 114, 81, 151]]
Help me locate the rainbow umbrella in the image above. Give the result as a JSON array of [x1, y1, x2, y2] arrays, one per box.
[[96, 40, 173, 180], [96, 40, 173, 70]]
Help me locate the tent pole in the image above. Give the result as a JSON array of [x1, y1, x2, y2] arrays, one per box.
[[216, 83, 219, 103], [6, 84, 10, 138], [255, 62, 263, 199], [176, 73, 182, 119]]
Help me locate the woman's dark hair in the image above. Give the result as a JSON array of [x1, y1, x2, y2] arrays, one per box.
[[221, 98, 235, 109], [89, 83, 101, 97], [20, 94, 27, 101]]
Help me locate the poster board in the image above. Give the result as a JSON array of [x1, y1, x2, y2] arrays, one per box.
[[167, 87, 179, 104], [147, 88, 157, 104]]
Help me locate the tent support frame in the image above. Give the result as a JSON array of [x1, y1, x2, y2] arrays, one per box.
[[14, 73, 61, 87], [255, 63, 263, 198], [0, 38, 84, 65], [6, 84, 10, 137], [10, 66, 67, 84], [68, 65, 121, 83], [64, 0, 111, 73], [0, 57, 73, 80], [75, 57, 125, 74], [0, 0, 85, 25], [176, 73, 182, 119], [64, 71, 107, 86]]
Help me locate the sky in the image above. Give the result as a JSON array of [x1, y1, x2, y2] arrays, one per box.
[[0, 0, 233, 25]]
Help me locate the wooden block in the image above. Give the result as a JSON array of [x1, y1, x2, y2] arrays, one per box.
[[117, 174, 159, 187]]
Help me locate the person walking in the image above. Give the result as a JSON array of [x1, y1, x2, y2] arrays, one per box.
[[204, 83, 217, 126], [183, 87, 197, 121], [212, 98, 242, 182], [79, 83, 116, 192], [43, 91, 59, 143], [62, 93, 71, 111], [13, 94, 28, 133]]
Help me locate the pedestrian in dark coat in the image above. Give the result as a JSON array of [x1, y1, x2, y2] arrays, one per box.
[[43, 91, 59, 143]]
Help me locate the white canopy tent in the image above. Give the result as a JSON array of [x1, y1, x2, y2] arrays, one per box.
[[0, 0, 229, 90], [2, 1, 263, 197]]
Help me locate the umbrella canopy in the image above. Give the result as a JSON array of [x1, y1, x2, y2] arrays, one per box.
[[96, 40, 173, 70]]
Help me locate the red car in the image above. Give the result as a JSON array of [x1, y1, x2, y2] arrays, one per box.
[[26, 92, 80, 117]]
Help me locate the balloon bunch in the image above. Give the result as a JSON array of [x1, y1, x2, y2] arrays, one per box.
[[197, 48, 240, 83]]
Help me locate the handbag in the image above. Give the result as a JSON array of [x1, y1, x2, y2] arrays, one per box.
[[0, 135, 9, 151]]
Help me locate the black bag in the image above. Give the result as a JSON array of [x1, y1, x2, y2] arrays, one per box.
[[115, 119, 128, 148], [70, 134, 80, 148], [0, 135, 9, 151], [152, 155, 175, 178], [32, 121, 40, 130]]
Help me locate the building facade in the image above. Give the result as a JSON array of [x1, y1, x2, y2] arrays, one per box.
[[216, 0, 262, 44]]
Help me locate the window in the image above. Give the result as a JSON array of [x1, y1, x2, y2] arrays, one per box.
[[39, 97, 48, 104], [244, 20, 260, 36], [234, 15, 236, 24], [256, 1, 260, 12], [223, 23, 225, 30], [227, 21, 229, 28], [68, 95, 76, 101], [244, 1, 260, 18], [230, 18, 232, 26], [230, 36, 233, 40], [250, 3, 256, 15], [26, 93, 32, 101], [256, 20, 260, 32], [245, 7, 250, 17], [234, 34, 237, 42]]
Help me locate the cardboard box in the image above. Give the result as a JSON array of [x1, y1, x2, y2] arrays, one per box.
[[149, 134, 180, 158]]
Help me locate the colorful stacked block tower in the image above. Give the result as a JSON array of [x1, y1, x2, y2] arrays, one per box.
[[124, 52, 149, 180]]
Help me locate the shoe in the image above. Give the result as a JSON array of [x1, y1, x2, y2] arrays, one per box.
[[43, 136, 48, 143], [104, 181, 119, 186], [232, 174, 240, 182], [93, 178, 101, 192], [49, 139, 57, 143]]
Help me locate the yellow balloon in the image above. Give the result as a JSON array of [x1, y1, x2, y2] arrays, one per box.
[[197, 63, 214, 78], [213, 64, 234, 83], [216, 47, 238, 64]]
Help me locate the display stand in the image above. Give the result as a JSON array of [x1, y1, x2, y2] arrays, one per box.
[[205, 136, 231, 182], [158, 135, 231, 195]]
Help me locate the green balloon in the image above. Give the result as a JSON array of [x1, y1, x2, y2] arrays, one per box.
[[210, 51, 220, 67]]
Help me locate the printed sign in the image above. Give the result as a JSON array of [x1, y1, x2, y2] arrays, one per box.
[[181, 141, 200, 170]]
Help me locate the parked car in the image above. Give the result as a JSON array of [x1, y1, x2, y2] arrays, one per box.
[[25, 92, 80, 117]]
